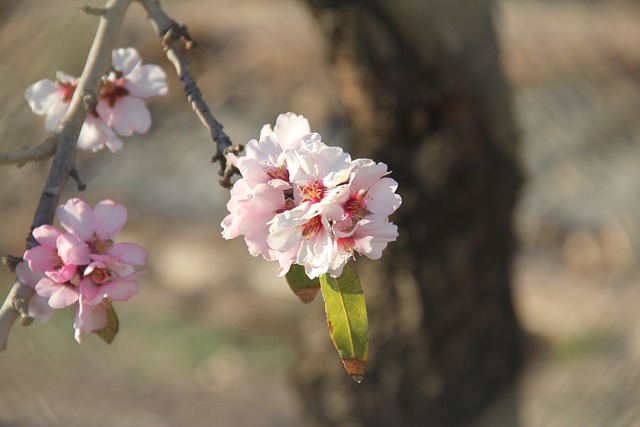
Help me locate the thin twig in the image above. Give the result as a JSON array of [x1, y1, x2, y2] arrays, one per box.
[[0, 134, 59, 167], [0, 0, 133, 353], [137, 0, 242, 188]]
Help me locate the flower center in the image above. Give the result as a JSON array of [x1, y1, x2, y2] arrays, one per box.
[[100, 79, 130, 107], [90, 236, 113, 255], [299, 181, 325, 203], [302, 216, 324, 239], [86, 267, 110, 284], [57, 81, 77, 104], [265, 163, 290, 182], [345, 191, 371, 220], [337, 236, 356, 259]]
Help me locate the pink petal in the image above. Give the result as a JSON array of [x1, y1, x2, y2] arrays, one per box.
[[108, 242, 146, 266], [98, 96, 151, 136], [57, 233, 91, 265], [46, 263, 77, 284], [350, 159, 390, 190], [15, 261, 45, 288], [58, 198, 95, 241], [272, 112, 311, 150], [79, 278, 100, 301], [366, 178, 402, 217], [74, 301, 108, 343], [86, 279, 139, 305], [77, 115, 124, 153], [32, 225, 62, 248], [24, 245, 60, 273], [93, 200, 127, 240], [35, 278, 78, 309]]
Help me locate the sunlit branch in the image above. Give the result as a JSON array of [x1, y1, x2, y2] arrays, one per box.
[[0, 0, 133, 353], [0, 135, 58, 167], [137, 0, 242, 188]]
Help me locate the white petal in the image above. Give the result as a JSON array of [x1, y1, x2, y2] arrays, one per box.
[[272, 112, 311, 150], [24, 79, 60, 115], [112, 47, 142, 76], [124, 63, 168, 98]]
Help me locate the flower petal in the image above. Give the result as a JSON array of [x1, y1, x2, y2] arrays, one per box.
[[124, 63, 168, 98], [57, 233, 91, 265], [93, 200, 127, 240], [35, 278, 78, 309], [15, 261, 45, 288], [108, 242, 146, 266], [74, 301, 108, 343], [32, 225, 61, 248], [57, 198, 95, 241], [24, 79, 61, 115], [112, 47, 142, 76], [23, 245, 60, 273]]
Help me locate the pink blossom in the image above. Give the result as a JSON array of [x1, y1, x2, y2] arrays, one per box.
[[329, 218, 399, 277], [73, 272, 142, 343], [19, 198, 146, 341], [268, 202, 334, 278], [236, 112, 320, 188], [96, 47, 167, 137], [222, 112, 401, 280], [222, 179, 289, 261], [57, 198, 146, 268], [22, 225, 78, 284], [25, 47, 166, 153], [24, 72, 124, 152]]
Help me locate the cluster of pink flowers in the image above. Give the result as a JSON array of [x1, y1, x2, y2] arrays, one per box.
[[25, 47, 167, 153], [16, 199, 146, 342], [222, 113, 401, 279]]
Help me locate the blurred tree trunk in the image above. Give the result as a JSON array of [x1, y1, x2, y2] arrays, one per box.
[[293, 1, 523, 426]]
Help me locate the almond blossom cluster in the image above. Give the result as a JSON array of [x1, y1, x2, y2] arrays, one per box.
[[25, 47, 167, 153], [16, 199, 146, 342], [222, 112, 401, 279]]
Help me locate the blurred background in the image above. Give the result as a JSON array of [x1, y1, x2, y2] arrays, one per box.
[[1, 0, 640, 426]]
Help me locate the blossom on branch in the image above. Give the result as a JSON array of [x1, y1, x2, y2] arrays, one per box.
[[24, 47, 167, 153], [221, 112, 401, 280], [19, 198, 146, 342]]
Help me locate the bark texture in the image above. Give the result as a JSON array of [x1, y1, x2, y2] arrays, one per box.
[[293, 1, 523, 426]]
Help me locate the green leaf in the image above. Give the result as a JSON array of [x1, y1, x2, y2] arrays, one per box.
[[320, 264, 368, 383], [286, 264, 321, 303], [93, 299, 119, 344]]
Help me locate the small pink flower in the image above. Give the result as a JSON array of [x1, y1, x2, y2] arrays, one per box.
[[74, 273, 141, 343], [23, 225, 78, 284], [25, 47, 166, 153], [236, 112, 320, 188], [221, 180, 289, 261], [57, 198, 146, 268], [96, 47, 167, 137], [329, 217, 399, 277], [25, 72, 125, 153], [222, 112, 401, 280], [267, 202, 334, 278], [19, 198, 146, 341]]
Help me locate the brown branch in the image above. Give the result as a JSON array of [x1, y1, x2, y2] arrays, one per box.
[[0, 0, 133, 353], [137, 0, 242, 188], [0, 134, 58, 167]]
